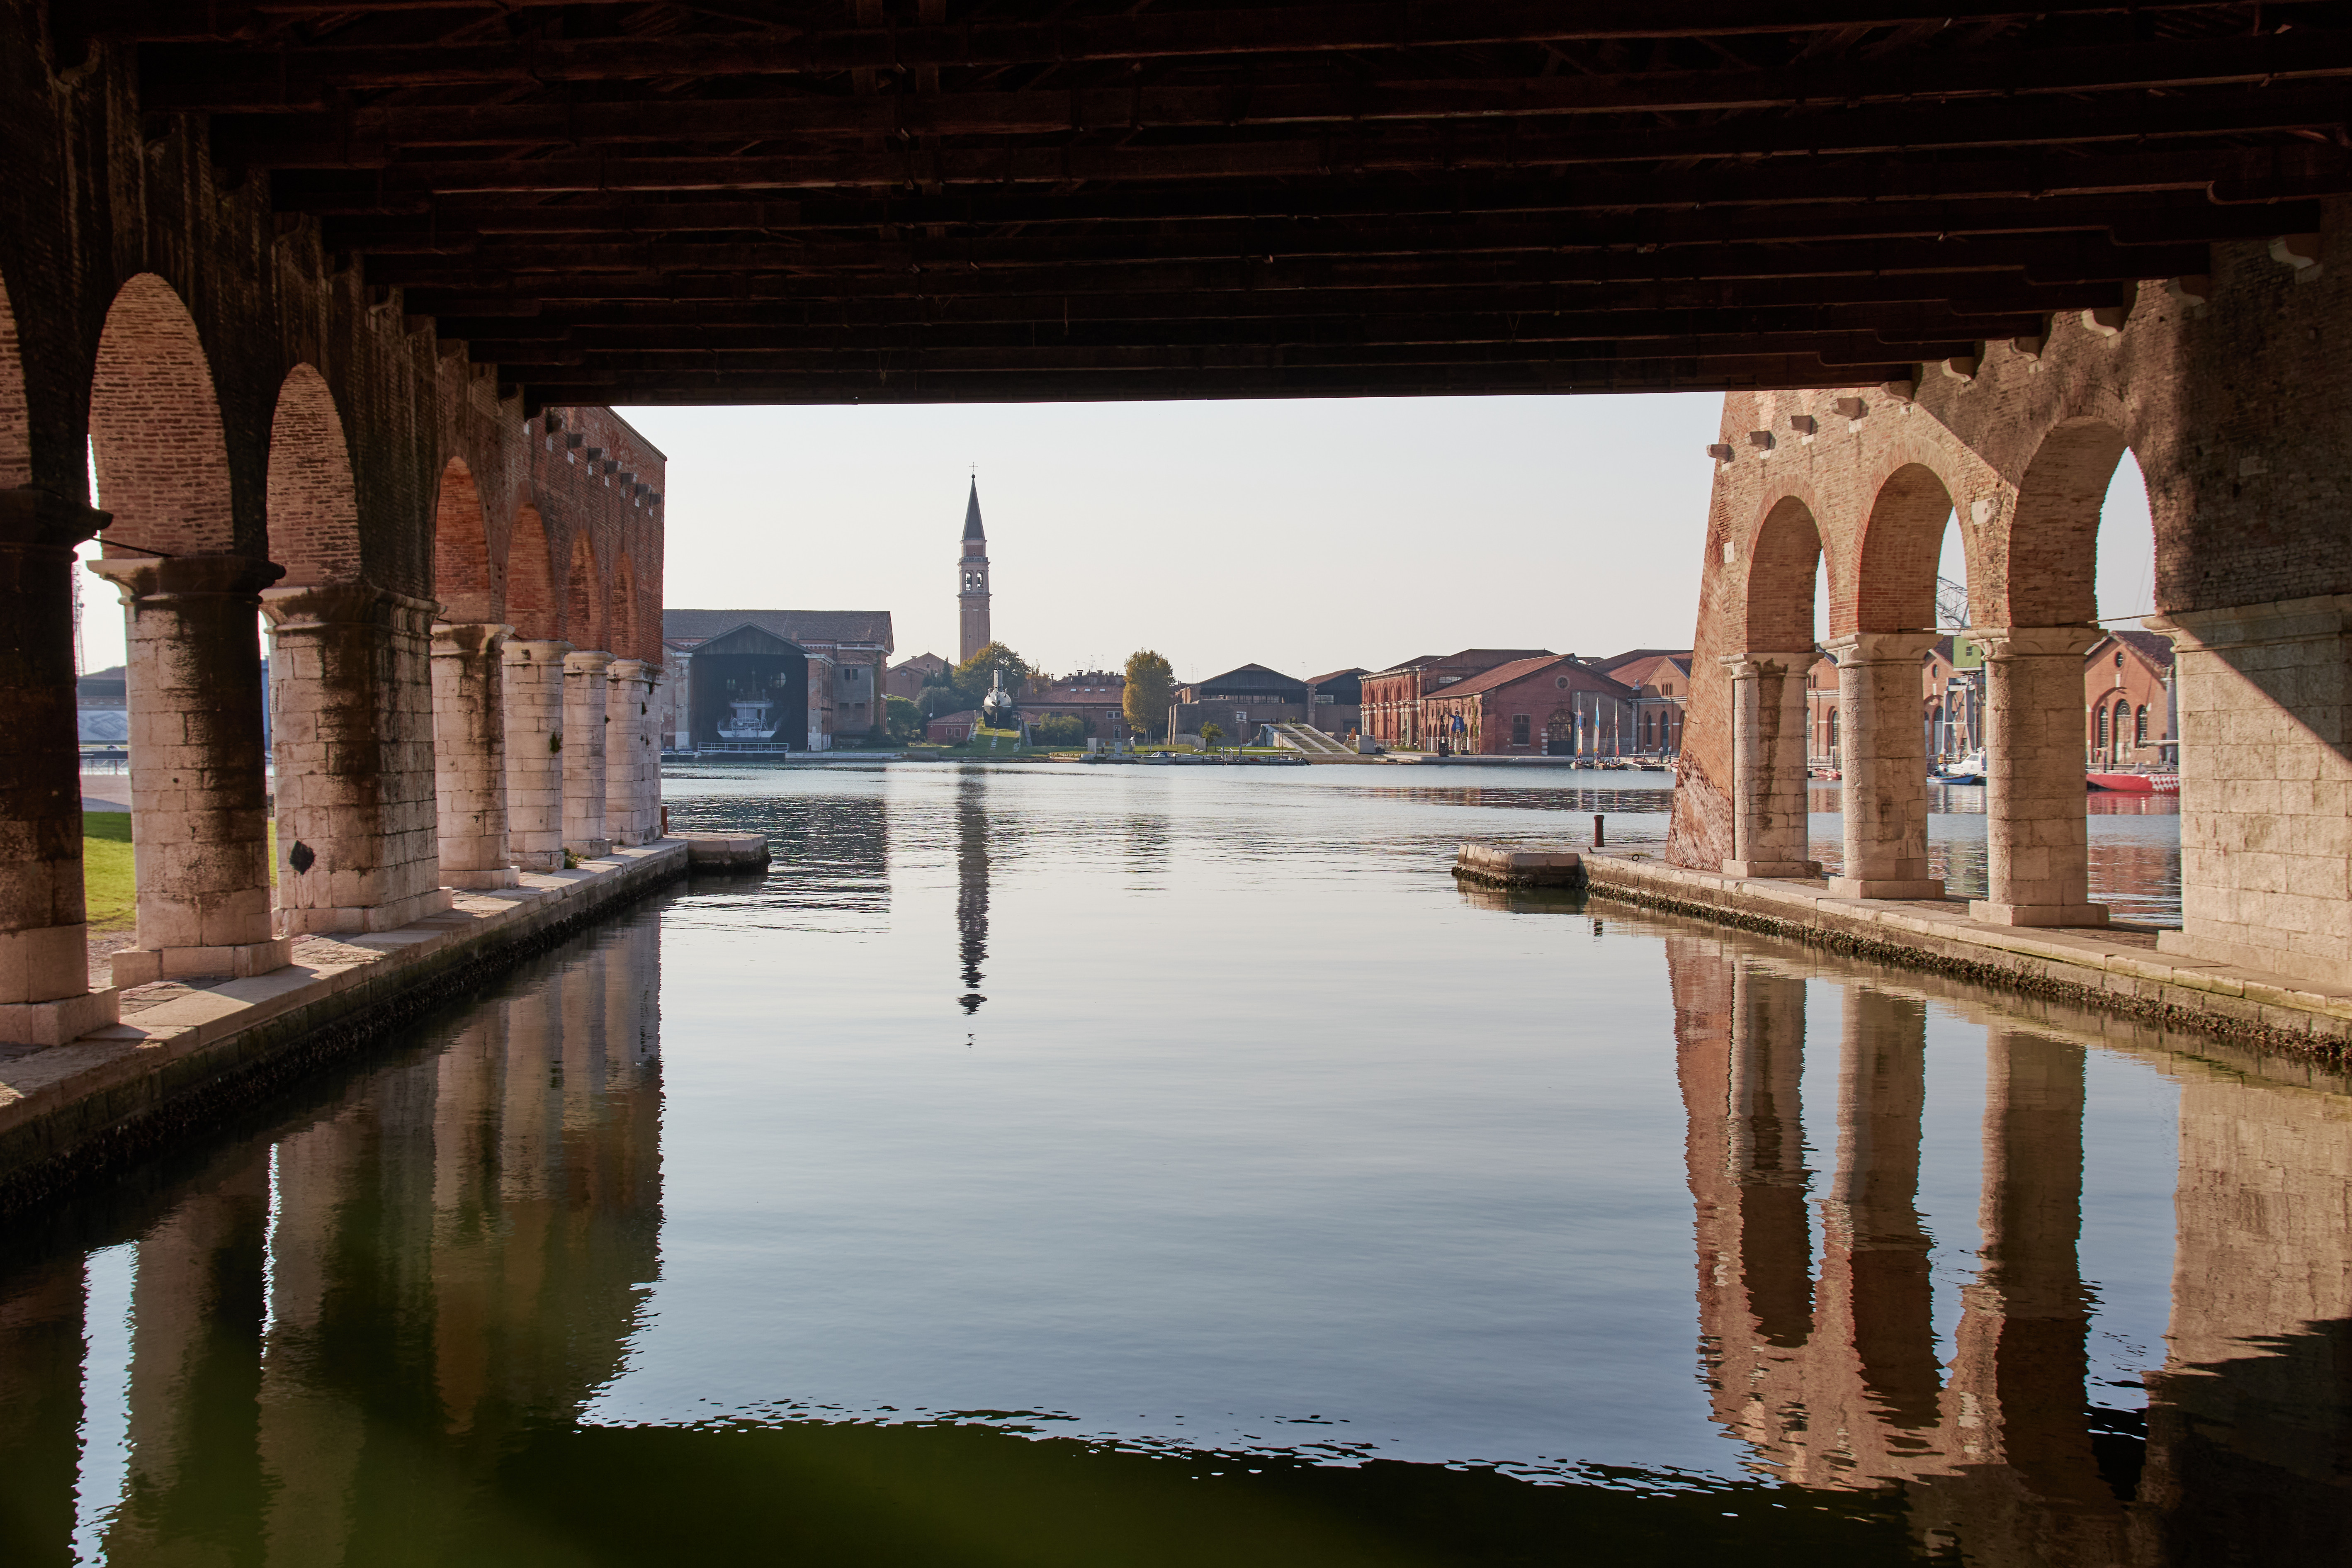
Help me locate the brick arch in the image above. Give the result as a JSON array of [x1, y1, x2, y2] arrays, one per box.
[[0, 267, 27, 488], [563, 529, 605, 651], [2001, 418, 2131, 629], [90, 273, 235, 557], [264, 365, 362, 586], [1743, 496, 1826, 654], [432, 456, 498, 623], [1852, 462, 1955, 636], [506, 501, 557, 640], [610, 552, 640, 661]]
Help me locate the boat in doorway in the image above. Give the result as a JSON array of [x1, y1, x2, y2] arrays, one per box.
[[1930, 749, 1986, 787], [2087, 770, 2180, 793]]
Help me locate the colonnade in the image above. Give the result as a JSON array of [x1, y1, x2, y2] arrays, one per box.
[[0, 554, 666, 1045], [1724, 623, 2114, 922]]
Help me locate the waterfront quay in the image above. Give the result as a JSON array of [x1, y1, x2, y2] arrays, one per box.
[[5, 763, 2337, 1565]]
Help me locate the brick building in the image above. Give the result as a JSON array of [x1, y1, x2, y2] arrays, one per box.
[[1024, 670, 1128, 739], [887, 652, 949, 702], [1359, 649, 1554, 750], [660, 609, 894, 749], [2086, 630, 2175, 769], [1170, 662, 1359, 739], [1420, 656, 1639, 757], [1598, 650, 1694, 756]]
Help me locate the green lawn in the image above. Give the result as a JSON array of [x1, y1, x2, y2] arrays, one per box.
[[80, 811, 275, 933], [82, 811, 136, 932]]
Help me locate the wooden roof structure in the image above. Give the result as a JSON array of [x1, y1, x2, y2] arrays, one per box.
[[92, 0, 2352, 406]]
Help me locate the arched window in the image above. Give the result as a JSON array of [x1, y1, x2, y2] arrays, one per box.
[[2095, 704, 2109, 748], [2112, 699, 2130, 759], [1828, 709, 1839, 754], [2133, 704, 2148, 744]]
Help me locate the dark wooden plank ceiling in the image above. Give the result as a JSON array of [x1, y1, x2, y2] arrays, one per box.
[[85, 0, 2352, 405]]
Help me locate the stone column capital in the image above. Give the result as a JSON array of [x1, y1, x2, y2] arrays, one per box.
[[564, 648, 616, 676], [1719, 649, 1816, 679], [1962, 623, 2104, 660], [88, 552, 284, 604], [1823, 631, 1940, 666], [432, 621, 515, 658], [607, 657, 653, 683], [0, 486, 109, 552], [503, 638, 576, 666], [260, 581, 438, 630]]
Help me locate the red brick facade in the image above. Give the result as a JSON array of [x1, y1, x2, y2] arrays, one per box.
[[1419, 656, 1639, 757], [1360, 649, 1553, 750]]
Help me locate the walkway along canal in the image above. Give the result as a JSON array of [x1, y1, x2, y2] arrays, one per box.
[[2, 764, 2337, 1565]]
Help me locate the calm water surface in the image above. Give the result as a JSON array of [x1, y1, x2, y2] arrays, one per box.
[[3, 763, 2330, 1566]]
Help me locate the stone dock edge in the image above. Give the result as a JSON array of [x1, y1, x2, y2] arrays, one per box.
[[0, 836, 756, 1215], [1579, 854, 2352, 1066]]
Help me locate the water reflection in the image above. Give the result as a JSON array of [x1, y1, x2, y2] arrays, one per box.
[[956, 771, 989, 1013], [0, 771, 2327, 1565], [1660, 924, 2352, 1561]]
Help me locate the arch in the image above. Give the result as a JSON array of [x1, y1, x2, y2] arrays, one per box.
[[89, 274, 235, 557], [264, 365, 362, 586], [563, 530, 604, 651], [1852, 464, 1954, 635], [2111, 698, 2130, 763], [2134, 704, 2149, 747], [0, 269, 27, 487], [2003, 418, 2129, 628], [505, 502, 556, 640], [432, 456, 497, 623], [1744, 496, 1824, 653]]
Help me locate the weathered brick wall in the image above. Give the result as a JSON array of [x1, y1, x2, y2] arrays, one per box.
[[1669, 201, 2352, 982], [1672, 204, 2352, 870], [0, 4, 664, 662]]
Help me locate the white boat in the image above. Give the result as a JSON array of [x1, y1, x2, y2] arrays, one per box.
[[1930, 749, 1986, 786]]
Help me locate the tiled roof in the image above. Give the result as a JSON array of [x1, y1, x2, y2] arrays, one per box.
[[2106, 629, 2176, 669], [664, 609, 895, 649], [1305, 667, 1367, 685], [1427, 655, 1638, 702], [1599, 647, 1692, 674]]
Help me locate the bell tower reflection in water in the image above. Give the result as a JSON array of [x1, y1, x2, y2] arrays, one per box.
[[1668, 931, 2352, 1562], [0, 918, 665, 1564], [955, 771, 989, 1014]]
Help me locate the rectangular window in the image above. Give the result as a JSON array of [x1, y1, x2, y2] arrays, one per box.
[[1511, 715, 1531, 747]]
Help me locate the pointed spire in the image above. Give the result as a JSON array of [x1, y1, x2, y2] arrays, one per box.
[[962, 477, 986, 542]]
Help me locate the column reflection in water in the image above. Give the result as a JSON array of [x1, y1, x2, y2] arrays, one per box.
[[955, 771, 989, 1014], [0, 917, 668, 1564], [1669, 932, 2352, 1562]]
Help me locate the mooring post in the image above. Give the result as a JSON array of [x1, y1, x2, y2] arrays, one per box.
[[1594, 814, 1605, 847]]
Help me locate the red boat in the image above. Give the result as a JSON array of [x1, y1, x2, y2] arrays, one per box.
[[2086, 771, 2179, 793]]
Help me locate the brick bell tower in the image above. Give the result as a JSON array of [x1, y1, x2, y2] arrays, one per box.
[[958, 477, 991, 664]]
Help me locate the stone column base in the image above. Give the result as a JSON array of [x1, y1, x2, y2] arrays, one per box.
[[1969, 899, 2109, 928], [282, 886, 455, 937], [1828, 876, 1945, 901], [0, 988, 121, 1047], [514, 848, 564, 874], [442, 868, 520, 890], [113, 937, 295, 988], [569, 838, 614, 859], [1723, 858, 1822, 879]]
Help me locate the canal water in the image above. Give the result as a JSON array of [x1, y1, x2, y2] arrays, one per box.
[[7, 764, 2330, 1566]]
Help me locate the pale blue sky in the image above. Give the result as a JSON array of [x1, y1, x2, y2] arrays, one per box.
[[70, 397, 2158, 681]]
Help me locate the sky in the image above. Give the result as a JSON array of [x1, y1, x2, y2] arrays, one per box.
[[69, 395, 2158, 681]]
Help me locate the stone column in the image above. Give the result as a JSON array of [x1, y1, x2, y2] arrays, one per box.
[[562, 649, 614, 858], [260, 584, 453, 935], [0, 489, 118, 1043], [605, 659, 655, 846], [89, 554, 293, 986], [2148, 597, 2352, 988], [431, 622, 517, 889], [502, 639, 571, 873], [1721, 650, 1821, 878], [1970, 625, 2107, 927], [1825, 632, 1943, 900], [650, 664, 671, 834]]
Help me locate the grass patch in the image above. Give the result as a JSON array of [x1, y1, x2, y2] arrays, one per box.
[[83, 811, 136, 932], [80, 812, 276, 934]]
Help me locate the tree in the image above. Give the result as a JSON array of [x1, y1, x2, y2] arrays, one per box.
[[1033, 713, 1087, 748], [884, 694, 923, 744], [1198, 721, 1224, 750], [915, 684, 966, 719], [952, 641, 1033, 708], [1123, 649, 1175, 740]]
